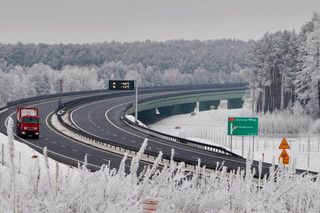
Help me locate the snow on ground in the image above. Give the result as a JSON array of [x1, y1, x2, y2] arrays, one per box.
[[0, 132, 71, 175], [149, 105, 320, 171], [1, 108, 320, 212]]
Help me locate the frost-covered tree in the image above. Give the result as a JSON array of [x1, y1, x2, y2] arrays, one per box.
[[296, 13, 320, 117], [297, 25, 320, 117]]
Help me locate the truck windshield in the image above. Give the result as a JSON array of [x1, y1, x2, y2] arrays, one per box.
[[21, 117, 39, 124]]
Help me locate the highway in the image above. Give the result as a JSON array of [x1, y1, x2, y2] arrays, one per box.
[[67, 86, 274, 175], [0, 84, 310, 177], [0, 92, 142, 172]]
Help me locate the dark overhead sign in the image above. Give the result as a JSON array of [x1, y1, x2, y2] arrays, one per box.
[[109, 80, 135, 90]]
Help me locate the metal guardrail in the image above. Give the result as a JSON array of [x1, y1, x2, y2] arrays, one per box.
[[122, 102, 242, 158], [55, 109, 221, 170], [52, 84, 249, 170], [65, 87, 245, 157], [55, 85, 245, 160]]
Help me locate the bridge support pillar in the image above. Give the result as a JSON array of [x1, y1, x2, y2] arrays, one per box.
[[138, 109, 156, 122], [172, 103, 197, 115], [199, 100, 220, 111], [227, 98, 244, 109], [157, 106, 174, 116]]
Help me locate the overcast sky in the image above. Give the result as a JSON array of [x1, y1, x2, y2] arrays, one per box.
[[0, 0, 319, 44]]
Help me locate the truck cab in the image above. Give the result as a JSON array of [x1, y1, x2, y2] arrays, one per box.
[[16, 107, 40, 139]]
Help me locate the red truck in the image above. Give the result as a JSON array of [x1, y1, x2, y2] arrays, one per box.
[[16, 107, 40, 139]]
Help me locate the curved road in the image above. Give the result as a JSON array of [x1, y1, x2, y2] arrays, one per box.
[[0, 92, 139, 171], [70, 88, 273, 175], [2, 84, 298, 177]]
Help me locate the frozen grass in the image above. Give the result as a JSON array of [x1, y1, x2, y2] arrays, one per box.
[[4, 122, 318, 213], [1, 118, 320, 212]]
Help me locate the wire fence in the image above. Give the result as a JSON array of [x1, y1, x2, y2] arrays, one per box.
[[180, 128, 320, 153]]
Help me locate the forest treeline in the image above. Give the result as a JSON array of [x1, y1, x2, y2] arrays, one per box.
[[244, 12, 320, 117], [0, 39, 248, 73], [0, 39, 248, 106], [1, 13, 320, 118]]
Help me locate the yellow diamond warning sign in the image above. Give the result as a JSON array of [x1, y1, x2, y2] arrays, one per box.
[[278, 149, 290, 165], [279, 137, 290, 149]]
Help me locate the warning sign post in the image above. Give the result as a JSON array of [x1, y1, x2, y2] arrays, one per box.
[[278, 137, 290, 166]]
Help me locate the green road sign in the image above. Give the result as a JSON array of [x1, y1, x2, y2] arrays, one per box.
[[109, 80, 135, 90], [227, 117, 258, 136]]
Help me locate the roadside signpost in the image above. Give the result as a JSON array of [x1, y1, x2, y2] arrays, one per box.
[[227, 117, 258, 136], [278, 137, 290, 166], [227, 117, 258, 157], [278, 137, 290, 149]]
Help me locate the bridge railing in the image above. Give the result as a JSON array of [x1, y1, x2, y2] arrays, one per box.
[[52, 86, 245, 159], [54, 107, 226, 171], [122, 102, 242, 158]]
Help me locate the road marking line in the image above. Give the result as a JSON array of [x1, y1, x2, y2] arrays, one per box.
[[104, 103, 251, 166], [45, 138, 48, 141], [61, 145, 66, 148], [52, 141, 56, 144], [72, 149, 78, 152], [121, 137, 126, 140]]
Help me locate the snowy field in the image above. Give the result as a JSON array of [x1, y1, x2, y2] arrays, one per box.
[[1, 123, 320, 212], [149, 102, 320, 172], [0, 114, 320, 211]]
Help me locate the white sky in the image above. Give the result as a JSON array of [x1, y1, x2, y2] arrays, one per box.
[[0, 0, 319, 44]]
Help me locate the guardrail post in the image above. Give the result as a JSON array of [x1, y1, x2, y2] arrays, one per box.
[[1, 144, 3, 165], [18, 152, 21, 174]]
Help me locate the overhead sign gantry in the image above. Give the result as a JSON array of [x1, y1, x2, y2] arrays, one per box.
[[109, 80, 135, 90]]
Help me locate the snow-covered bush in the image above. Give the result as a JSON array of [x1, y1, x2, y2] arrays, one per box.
[[1, 124, 320, 212], [258, 109, 314, 135]]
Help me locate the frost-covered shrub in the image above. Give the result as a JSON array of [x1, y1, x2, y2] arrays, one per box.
[[1, 118, 320, 212], [1, 145, 320, 212], [258, 109, 314, 134], [309, 119, 320, 134]]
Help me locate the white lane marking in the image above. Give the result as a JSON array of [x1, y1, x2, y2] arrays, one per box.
[[45, 138, 49, 141], [121, 137, 126, 140], [156, 147, 162, 151], [113, 134, 117, 137], [0, 108, 8, 114], [52, 141, 56, 144], [104, 103, 251, 166], [46, 112, 126, 160], [131, 140, 136, 143], [72, 149, 78, 152], [61, 145, 66, 148], [65, 91, 250, 168], [3, 93, 122, 170]]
